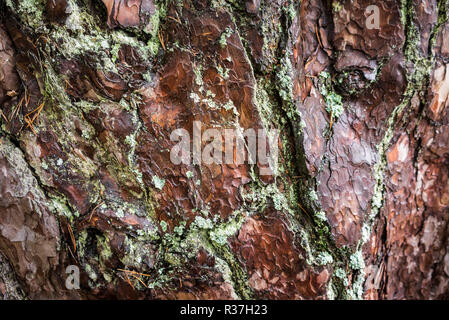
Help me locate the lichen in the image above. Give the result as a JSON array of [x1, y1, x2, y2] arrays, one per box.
[[349, 251, 365, 271], [219, 27, 233, 48], [309, 189, 319, 202], [160, 220, 168, 232], [6, 0, 47, 32], [209, 212, 245, 246], [194, 216, 214, 229], [316, 252, 334, 265], [96, 234, 113, 267], [319, 71, 344, 121], [152, 175, 166, 190]]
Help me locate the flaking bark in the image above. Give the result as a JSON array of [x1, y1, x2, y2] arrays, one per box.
[[0, 0, 448, 300]]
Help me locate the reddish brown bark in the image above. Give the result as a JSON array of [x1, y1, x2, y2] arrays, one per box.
[[0, 0, 449, 300]]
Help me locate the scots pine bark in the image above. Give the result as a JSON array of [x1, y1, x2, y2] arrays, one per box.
[[0, 0, 448, 300]]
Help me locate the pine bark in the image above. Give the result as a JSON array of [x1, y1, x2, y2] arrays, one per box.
[[0, 0, 449, 300]]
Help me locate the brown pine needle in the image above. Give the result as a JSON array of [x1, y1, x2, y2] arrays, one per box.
[[117, 269, 151, 277], [67, 223, 77, 252], [130, 274, 149, 288], [315, 24, 323, 48], [25, 101, 44, 118], [158, 30, 165, 51], [167, 16, 181, 24], [24, 89, 30, 107], [175, 10, 181, 23], [329, 108, 334, 130], [67, 245, 79, 263], [298, 201, 311, 218], [24, 101, 45, 133], [0, 110, 7, 122], [65, 79, 75, 90], [24, 116, 37, 135], [10, 97, 23, 121], [124, 274, 135, 290], [88, 201, 104, 222]]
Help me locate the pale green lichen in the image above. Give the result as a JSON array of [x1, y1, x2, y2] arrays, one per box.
[[217, 65, 230, 79], [219, 27, 233, 48], [315, 210, 327, 222], [194, 216, 214, 229], [349, 251, 365, 271], [96, 235, 113, 266], [6, 0, 47, 31], [276, 52, 295, 106], [209, 212, 245, 245], [84, 264, 98, 281], [160, 220, 168, 232], [327, 279, 337, 300], [319, 72, 344, 121], [335, 268, 346, 279], [152, 175, 166, 190], [190, 92, 201, 104], [346, 271, 366, 300], [120, 235, 156, 269], [309, 189, 319, 202], [284, 1, 297, 20], [316, 251, 334, 265], [173, 221, 186, 236], [193, 66, 204, 87]]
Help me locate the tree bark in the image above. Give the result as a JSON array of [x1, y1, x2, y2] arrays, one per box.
[[0, 0, 448, 300]]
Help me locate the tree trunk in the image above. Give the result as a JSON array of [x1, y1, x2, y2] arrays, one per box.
[[0, 0, 448, 300]]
